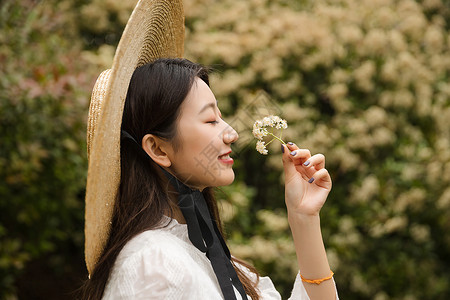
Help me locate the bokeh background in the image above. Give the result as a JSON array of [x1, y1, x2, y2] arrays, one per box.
[[1, 0, 450, 299]]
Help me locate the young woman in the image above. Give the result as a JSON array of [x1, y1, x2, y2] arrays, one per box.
[[81, 58, 338, 299]]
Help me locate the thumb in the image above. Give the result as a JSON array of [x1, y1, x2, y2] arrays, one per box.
[[281, 144, 297, 182]]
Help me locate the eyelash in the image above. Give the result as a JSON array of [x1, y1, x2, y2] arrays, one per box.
[[207, 120, 219, 124]]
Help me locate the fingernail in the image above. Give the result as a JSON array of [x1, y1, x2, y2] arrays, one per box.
[[308, 177, 315, 183], [303, 161, 310, 166], [281, 144, 285, 153], [287, 142, 294, 145], [290, 151, 297, 156]]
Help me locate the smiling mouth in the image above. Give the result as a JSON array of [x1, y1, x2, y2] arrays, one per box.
[[218, 152, 233, 164], [218, 153, 231, 159]]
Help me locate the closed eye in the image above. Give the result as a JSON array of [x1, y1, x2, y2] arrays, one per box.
[[207, 120, 219, 124]]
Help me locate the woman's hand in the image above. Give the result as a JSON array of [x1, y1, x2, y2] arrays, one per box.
[[281, 142, 332, 217]]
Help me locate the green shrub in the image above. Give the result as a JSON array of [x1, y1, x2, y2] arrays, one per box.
[[0, 1, 93, 297]]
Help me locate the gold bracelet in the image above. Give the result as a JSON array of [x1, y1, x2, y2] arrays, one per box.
[[300, 270, 334, 285]]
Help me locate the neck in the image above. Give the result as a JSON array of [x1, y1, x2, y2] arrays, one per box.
[[167, 191, 187, 224]]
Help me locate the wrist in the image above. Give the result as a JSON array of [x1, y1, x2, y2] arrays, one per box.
[[288, 212, 321, 227], [284, 200, 323, 219]]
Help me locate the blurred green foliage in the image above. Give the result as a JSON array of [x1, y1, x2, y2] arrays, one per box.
[[0, 0, 93, 298], [1, 0, 450, 299]]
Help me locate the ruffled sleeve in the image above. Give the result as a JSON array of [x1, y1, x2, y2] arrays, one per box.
[[235, 262, 338, 300], [257, 271, 339, 300]]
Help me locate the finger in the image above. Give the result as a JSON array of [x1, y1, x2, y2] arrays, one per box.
[[282, 144, 310, 181], [288, 148, 311, 166], [285, 146, 311, 181], [286, 141, 298, 149], [303, 153, 325, 170], [308, 168, 332, 189], [286, 142, 302, 154]]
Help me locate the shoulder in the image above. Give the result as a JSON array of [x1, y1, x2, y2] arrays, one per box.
[[115, 225, 195, 268], [103, 225, 223, 299], [103, 228, 198, 298]]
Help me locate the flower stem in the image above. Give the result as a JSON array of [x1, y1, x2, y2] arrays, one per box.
[[267, 132, 286, 145], [266, 138, 276, 146]]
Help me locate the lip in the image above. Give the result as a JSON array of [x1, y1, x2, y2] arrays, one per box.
[[218, 150, 234, 164], [219, 150, 232, 157]]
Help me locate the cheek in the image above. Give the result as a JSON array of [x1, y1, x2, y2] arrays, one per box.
[[187, 125, 216, 148], [175, 121, 221, 165], [174, 129, 206, 164]]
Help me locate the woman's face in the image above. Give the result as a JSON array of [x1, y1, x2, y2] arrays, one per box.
[[167, 77, 238, 190]]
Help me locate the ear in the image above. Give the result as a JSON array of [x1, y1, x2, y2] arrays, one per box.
[[141, 134, 172, 167]]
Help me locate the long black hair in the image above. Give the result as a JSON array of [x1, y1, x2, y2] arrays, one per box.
[[80, 58, 260, 299]]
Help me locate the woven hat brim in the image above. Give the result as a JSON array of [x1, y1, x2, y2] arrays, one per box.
[[85, 0, 184, 276]]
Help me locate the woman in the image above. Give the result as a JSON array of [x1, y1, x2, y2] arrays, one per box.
[[81, 58, 338, 299], [81, 1, 338, 299]]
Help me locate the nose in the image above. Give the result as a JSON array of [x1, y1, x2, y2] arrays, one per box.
[[223, 124, 239, 144]]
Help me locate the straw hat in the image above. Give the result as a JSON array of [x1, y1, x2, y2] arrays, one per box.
[[85, 0, 184, 276]]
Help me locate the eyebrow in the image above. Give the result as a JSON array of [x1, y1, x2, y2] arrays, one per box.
[[198, 101, 218, 115]]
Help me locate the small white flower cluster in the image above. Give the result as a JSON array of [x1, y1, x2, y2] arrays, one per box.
[[253, 115, 288, 155], [256, 140, 268, 155]]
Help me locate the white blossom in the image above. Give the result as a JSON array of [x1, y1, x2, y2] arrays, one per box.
[[252, 124, 268, 139], [253, 115, 288, 155], [256, 140, 268, 155]]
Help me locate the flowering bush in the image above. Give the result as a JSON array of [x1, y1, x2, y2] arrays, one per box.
[[1, 0, 450, 298], [184, 0, 450, 298]]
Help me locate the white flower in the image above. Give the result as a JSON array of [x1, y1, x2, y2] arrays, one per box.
[[256, 140, 268, 155], [254, 120, 263, 128], [276, 119, 288, 129], [257, 115, 288, 130], [252, 115, 288, 155], [252, 126, 267, 139], [272, 115, 281, 122], [262, 116, 273, 126]]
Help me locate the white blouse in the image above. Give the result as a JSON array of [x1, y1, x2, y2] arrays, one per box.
[[103, 217, 339, 299]]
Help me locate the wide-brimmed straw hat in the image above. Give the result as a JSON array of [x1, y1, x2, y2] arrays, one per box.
[[85, 0, 184, 276]]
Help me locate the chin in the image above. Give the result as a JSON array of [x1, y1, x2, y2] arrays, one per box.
[[190, 167, 235, 190], [216, 170, 235, 187], [189, 171, 235, 190]]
